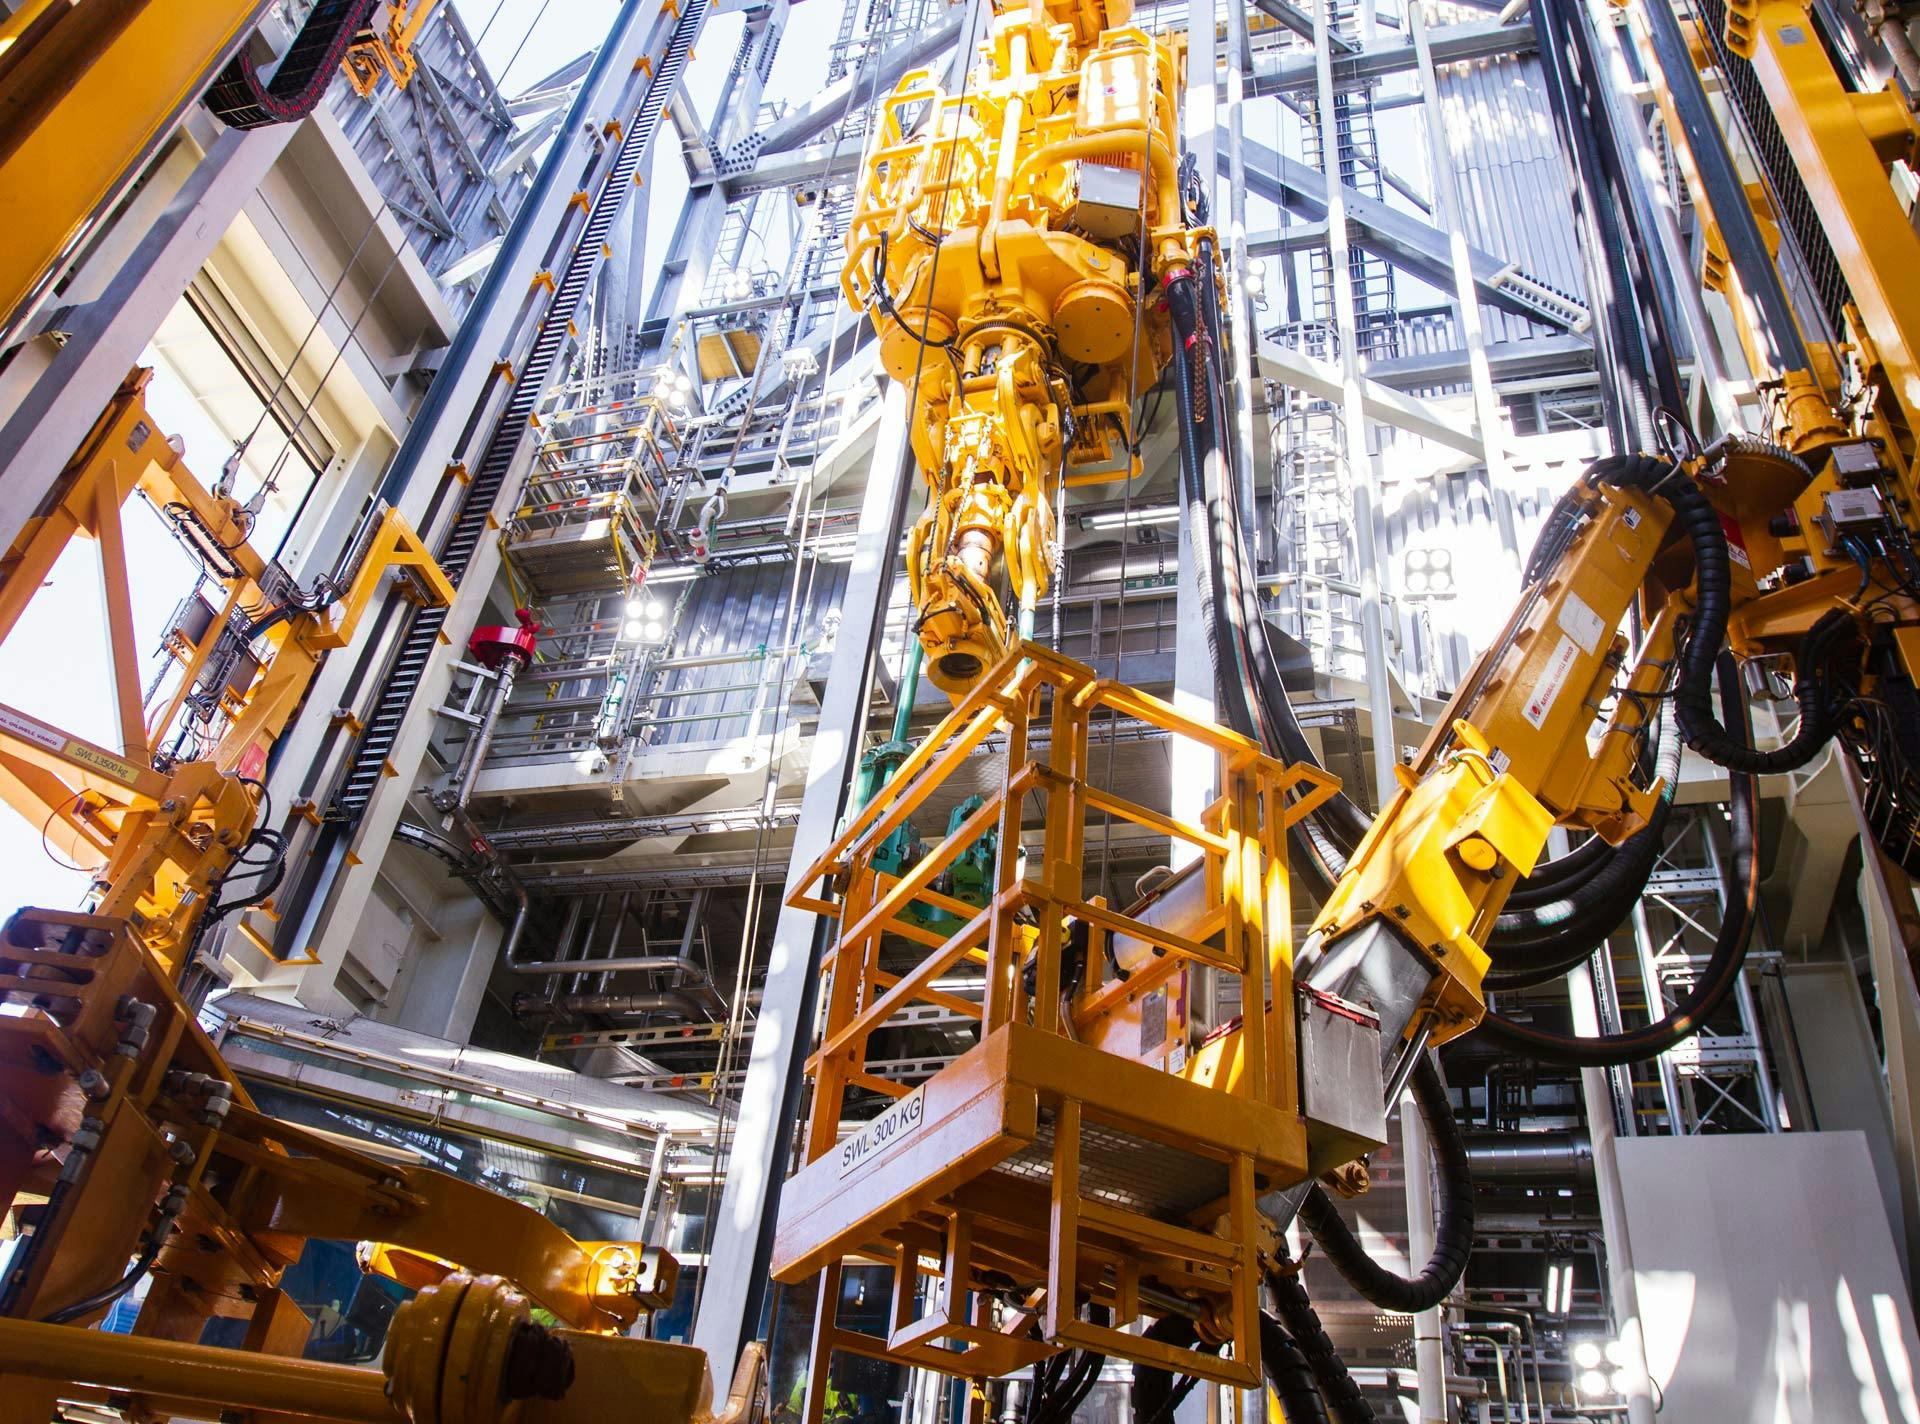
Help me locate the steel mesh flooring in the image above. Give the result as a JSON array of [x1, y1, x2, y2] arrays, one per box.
[[997, 1108, 1229, 1221]]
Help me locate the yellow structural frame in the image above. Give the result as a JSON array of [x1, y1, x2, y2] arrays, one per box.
[[0, 0, 269, 343]]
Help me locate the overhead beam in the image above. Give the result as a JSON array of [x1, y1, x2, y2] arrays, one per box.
[[1252, 0, 1356, 49], [723, 137, 861, 196], [1258, 337, 1482, 456], [1362, 332, 1595, 389], [1248, 17, 1533, 95], [730, 9, 967, 165], [1233, 135, 1590, 332]]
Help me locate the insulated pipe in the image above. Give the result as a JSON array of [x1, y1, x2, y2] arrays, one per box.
[[456, 653, 523, 813], [532, 990, 710, 1019], [593, 890, 634, 993], [508, 952, 719, 981], [1462, 1130, 1595, 1183]]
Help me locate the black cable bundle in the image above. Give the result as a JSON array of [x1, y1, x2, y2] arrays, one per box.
[[1266, 1270, 1378, 1422], [1129, 1314, 1217, 1424], [1597, 452, 1849, 775], [1166, 251, 1650, 936], [1478, 655, 1762, 1066], [1026, 1307, 1108, 1424], [1295, 1057, 1473, 1314]]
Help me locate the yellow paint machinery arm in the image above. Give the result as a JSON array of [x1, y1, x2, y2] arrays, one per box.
[[1303, 465, 1678, 1046]]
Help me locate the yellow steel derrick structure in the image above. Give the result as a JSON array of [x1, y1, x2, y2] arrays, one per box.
[[0, 381, 765, 1424], [844, 0, 1188, 696], [0, 369, 453, 974]]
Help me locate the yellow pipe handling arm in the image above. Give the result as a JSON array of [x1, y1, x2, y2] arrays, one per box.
[[1304, 0, 1920, 1056]]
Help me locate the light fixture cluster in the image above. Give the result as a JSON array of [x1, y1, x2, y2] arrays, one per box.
[[1404, 545, 1456, 597], [1082, 503, 1180, 531], [1544, 1249, 1576, 1315], [1570, 1337, 1637, 1401], [652, 365, 695, 406], [622, 593, 668, 644], [1243, 257, 1268, 305]]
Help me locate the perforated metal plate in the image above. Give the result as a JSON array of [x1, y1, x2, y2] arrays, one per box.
[[996, 1106, 1230, 1221]]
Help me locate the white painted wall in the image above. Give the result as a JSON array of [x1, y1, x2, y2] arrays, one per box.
[[1616, 1132, 1920, 1423]]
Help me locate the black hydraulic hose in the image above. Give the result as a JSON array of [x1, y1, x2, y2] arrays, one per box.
[[1599, 453, 1845, 774], [1484, 705, 1683, 961], [1295, 1057, 1473, 1314], [41, 1246, 158, 1325], [1267, 1269, 1378, 1422], [1259, 1313, 1332, 1424], [1532, 0, 1691, 448], [1503, 830, 1612, 908], [1478, 655, 1761, 1067], [1170, 259, 1363, 898], [1129, 1314, 1217, 1424], [1172, 263, 1635, 916]]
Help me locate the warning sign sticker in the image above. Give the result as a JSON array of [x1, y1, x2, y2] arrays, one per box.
[[1556, 591, 1605, 656], [1522, 634, 1581, 730], [0, 705, 62, 753]]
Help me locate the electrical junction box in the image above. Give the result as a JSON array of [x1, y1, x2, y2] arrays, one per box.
[[1070, 161, 1144, 240], [1830, 441, 1884, 484], [1824, 487, 1885, 531], [1297, 984, 1387, 1175]]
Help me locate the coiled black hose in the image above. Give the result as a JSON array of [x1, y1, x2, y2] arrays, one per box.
[[1295, 1057, 1473, 1314], [1477, 655, 1760, 1066], [1267, 1269, 1378, 1422], [1598, 453, 1845, 775], [1260, 1312, 1332, 1424], [1483, 706, 1683, 982], [1129, 1314, 1219, 1424]]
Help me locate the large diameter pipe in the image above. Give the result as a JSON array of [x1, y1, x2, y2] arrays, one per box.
[[0, 1318, 398, 1424], [509, 952, 716, 980], [1462, 1131, 1594, 1183], [441, 650, 527, 817], [529, 990, 710, 1019]]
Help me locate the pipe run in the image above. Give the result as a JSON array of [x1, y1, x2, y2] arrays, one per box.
[[0, 1317, 398, 1424], [1462, 1130, 1595, 1183], [517, 990, 711, 1020]]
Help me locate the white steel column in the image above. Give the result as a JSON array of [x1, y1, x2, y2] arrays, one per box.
[[1401, 1074, 1446, 1423], [1172, 0, 1221, 864], [1409, 3, 1518, 566], [1848, 767, 1920, 1290], [690, 383, 911, 1384], [1313, 0, 1400, 800], [1569, 962, 1658, 1424]]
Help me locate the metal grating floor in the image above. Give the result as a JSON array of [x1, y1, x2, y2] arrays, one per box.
[[996, 1107, 1229, 1222]]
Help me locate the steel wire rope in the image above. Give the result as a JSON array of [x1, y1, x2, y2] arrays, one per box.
[[495, 0, 561, 92], [473, 0, 513, 47], [259, 224, 416, 560], [232, 198, 394, 473], [684, 0, 980, 1322]]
